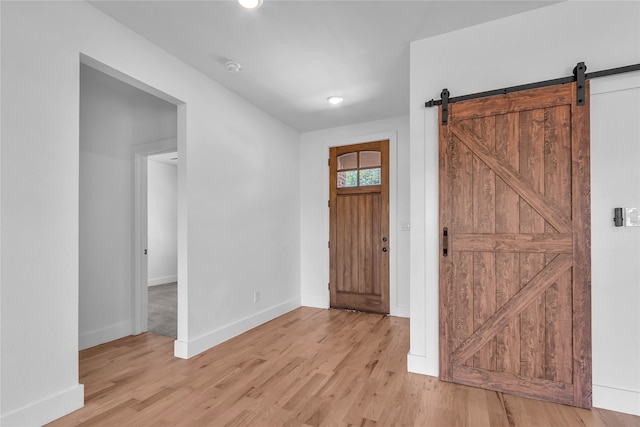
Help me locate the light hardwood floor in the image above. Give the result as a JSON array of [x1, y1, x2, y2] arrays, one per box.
[[48, 307, 638, 426]]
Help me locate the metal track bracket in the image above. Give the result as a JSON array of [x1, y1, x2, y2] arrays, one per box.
[[441, 88, 450, 125], [574, 62, 586, 106]]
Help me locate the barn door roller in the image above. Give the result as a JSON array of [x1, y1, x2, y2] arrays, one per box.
[[440, 89, 449, 126], [426, 61, 640, 125], [574, 62, 586, 106]]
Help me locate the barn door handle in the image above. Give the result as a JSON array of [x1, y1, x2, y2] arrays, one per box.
[[443, 227, 448, 257]]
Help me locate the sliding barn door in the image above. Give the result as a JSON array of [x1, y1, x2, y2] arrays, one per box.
[[439, 83, 591, 408]]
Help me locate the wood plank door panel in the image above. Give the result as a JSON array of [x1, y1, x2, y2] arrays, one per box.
[[439, 83, 591, 407], [330, 140, 389, 314]]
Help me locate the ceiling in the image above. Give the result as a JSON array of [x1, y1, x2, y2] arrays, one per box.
[[88, 0, 559, 132]]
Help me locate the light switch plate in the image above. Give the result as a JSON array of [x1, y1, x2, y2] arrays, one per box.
[[625, 207, 640, 227]]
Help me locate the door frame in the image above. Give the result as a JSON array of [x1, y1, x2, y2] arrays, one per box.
[[322, 131, 404, 317], [79, 56, 188, 359], [132, 140, 178, 335]]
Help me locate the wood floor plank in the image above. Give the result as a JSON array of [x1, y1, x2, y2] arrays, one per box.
[[47, 307, 638, 426]]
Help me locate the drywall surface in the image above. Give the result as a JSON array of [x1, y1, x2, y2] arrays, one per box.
[[1, 1, 300, 424], [147, 158, 178, 286], [79, 64, 177, 351], [300, 115, 410, 317], [409, 0, 640, 415], [590, 74, 640, 416], [0, 1, 3, 420]]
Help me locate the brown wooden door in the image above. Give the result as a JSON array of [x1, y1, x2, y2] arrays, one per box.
[[439, 83, 591, 408], [330, 140, 389, 314]]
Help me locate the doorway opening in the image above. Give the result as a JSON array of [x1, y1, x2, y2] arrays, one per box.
[[79, 58, 184, 353], [145, 151, 178, 339]]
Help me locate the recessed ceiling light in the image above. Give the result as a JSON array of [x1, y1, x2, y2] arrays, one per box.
[[225, 61, 242, 73], [238, 0, 263, 9], [327, 96, 344, 105]]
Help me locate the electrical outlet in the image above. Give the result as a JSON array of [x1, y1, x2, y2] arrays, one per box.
[[253, 291, 260, 303]]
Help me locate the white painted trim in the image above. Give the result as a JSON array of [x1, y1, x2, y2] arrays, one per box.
[[408, 93, 430, 366], [174, 298, 301, 359], [593, 384, 640, 416], [148, 275, 178, 287], [132, 140, 178, 336], [407, 352, 437, 376], [301, 295, 329, 309], [82, 55, 185, 344], [392, 306, 410, 318], [590, 72, 640, 417], [590, 71, 640, 95], [173, 339, 189, 359], [0, 384, 84, 426], [132, 137, 178, 154], [0, 3, 3, 419], [424, 106, 441, 375], [133, 153, 149, 335], [79, 321, 132, 350], [176, 105, 189, 344], [80, 54, 184, 106], [321, 131, 400, 314]]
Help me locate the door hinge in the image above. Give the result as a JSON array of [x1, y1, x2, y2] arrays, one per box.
[[328, 282, 330, 290], [328, 241, 330, 248], [328, 200, 330, 208], [328, 158, 330, 167]]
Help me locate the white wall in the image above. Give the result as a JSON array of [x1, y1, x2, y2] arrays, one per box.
[[409, 1, 640, 415], [79, 64, 177, 351], [147, 158, 178, 286], [0, 1, 3, 420], [300, 115, 410, 317], [0, 1, 300, 425], [590, 74, 640, 415]]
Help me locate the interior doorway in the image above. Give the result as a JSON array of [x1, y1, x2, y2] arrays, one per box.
[[146, 152, 178, 338], [79, 60, 181, 350]]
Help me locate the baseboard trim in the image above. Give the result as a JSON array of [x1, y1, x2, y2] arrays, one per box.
[[407, 352, 429, 375], [174, 297, 301, 359], [301, 294, 329, 309], [407, 353, 440, 378], [391, 306, 410, 318], [79, 320, 131, 350], [1, 384, 84, 426], [148, 275, 178, 286], [593, 384, 640, 416]]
